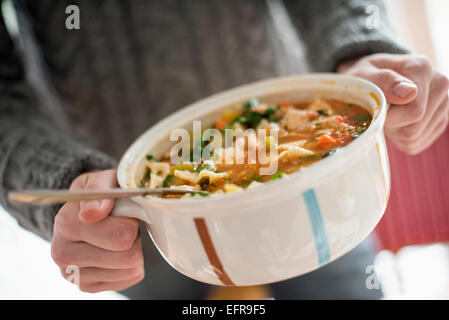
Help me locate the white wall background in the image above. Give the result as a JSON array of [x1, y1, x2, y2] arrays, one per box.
[[0, 209, 125, 299]]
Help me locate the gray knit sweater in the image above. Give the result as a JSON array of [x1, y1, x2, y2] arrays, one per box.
[[0, 0, 407, 241]]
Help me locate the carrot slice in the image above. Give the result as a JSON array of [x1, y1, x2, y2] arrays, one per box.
[[317, 135, 338, 149], [215, 119, 230, 130]]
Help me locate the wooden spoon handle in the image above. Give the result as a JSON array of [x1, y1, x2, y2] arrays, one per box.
[[8, 188, 196, 205]]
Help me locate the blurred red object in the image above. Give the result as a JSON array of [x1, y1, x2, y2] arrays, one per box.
[[374, 127, 449, 252]]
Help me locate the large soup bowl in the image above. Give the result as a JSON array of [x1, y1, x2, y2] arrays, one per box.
[[111, 74, 389, 286]]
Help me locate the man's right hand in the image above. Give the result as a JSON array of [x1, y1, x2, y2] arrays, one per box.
[[51, 169, 144, 293]]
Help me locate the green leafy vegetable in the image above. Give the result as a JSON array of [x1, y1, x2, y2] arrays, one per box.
[[243, 98, 261, 111], [264, 105, 281, 122], [146, 154, 159, 162], [270, 171, 284, 181], [238, 175, 262, 187], [237, 111, 264, 128], [192, 191, 210, 197], [162, 175, 174, 187], [316, 109, 329, 116], [196, 163, 215, 173], [357, 126, 367, 135]]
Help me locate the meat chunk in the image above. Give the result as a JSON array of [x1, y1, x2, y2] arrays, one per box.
[[279, 108, 311, 132], [314, 115, 353, 133]]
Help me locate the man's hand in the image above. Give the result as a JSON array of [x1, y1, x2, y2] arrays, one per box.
[[51, 169, 144, 293], [338, 53, 449, 155]]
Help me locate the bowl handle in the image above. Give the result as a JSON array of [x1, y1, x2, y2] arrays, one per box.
[[110, 198, 151, 224]]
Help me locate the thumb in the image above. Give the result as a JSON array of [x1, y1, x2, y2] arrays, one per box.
[[351, 67, 418, 105], [76, 169, 118, 224]]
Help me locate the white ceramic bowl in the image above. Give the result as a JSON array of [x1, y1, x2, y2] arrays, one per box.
[[111, 74, 390, 286]]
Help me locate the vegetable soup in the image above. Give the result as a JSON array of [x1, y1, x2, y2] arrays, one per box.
[[141, 98, 371, 198]]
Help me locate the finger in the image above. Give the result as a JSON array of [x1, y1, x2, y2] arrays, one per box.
[[346, 63, 418, 105], [71, 169, 118, 224], [61, 266, 144, 284], [79, 216, 139, 251], [80, 274, 145, 293], [386, 109, 448, 155], [396, 75, 449, 140], [385, 57, 433, 129], [406, 114, 448, 154], [52, 234, 143, 269], [54, 204, 139, 251], [368, 53, 421, 70]]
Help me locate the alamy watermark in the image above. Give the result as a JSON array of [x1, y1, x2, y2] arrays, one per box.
[[65, 5, 80, 30], [64, 5, 381, 32], [169, 121, 279, 175], [64, 265, 80, 287], [365, 5, 380, 30], [365, 264, 382, 290]]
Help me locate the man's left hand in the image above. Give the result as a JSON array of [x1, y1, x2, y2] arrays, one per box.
[[338, 53, 449, 155]]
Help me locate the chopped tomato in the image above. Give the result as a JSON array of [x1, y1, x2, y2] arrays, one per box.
[[316, 135, 338, 149], [215, 119, 230, 130]]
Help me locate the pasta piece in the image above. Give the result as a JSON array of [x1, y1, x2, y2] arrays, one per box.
[[173, 170, 199, 184], [173, 168, 229, 185], [149, 173, 164, 188], [278, 151, 289, 162], [147, 162, 170, 180], [278, 144, 314, 162], [278, 140, 307, 151], [198, 169, 229, 184], [285, 146, 314, 160]]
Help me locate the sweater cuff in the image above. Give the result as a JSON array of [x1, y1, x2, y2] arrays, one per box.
[[304, 4, 411, 72], [1, 126, 117, 241], [318, 37, 411, 73]]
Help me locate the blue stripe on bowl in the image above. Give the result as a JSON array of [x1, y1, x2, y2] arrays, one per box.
[[302, 189, 331, 266]]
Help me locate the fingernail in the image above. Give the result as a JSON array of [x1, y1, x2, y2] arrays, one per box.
[[80, 200, 101, 213], [393, 81, 417, 98]]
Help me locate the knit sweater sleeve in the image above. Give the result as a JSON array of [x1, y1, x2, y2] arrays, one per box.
[[0, 12, 116, 241], [283, 0, 410, 72]]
